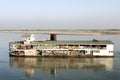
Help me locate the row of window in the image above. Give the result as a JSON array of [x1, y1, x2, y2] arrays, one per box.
[[36, 45, 107, 50]]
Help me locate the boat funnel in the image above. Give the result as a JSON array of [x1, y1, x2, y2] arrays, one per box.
[[50, 34, 56, 41]]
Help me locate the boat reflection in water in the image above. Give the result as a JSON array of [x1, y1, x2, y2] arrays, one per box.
[[9, 57, 113, 77]]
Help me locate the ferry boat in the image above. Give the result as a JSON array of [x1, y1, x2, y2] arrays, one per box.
[[9, 34, 114, 57]]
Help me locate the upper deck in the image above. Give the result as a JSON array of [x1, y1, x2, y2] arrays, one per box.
[[10, 40, 113, 46]]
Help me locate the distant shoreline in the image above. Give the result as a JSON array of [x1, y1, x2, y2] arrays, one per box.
[[0, 29, 120, 35]]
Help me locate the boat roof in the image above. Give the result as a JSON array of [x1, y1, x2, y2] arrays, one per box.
[[30, 40, 113, 45], [10, 40, 113, 45]]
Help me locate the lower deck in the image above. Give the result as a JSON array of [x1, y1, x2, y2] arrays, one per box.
[[9, 49, 114, 57]]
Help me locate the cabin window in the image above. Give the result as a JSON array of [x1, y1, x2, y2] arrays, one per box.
[[93, 50, 100, 53], [75, 45, 79, 48], [100, 45, 106, 49], [109, 51, 113, 53], [80, 50, 86, 54], [93, 45, 106, 49]]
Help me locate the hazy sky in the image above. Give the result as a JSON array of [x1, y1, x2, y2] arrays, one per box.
[[0, 0, 120, 29]]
